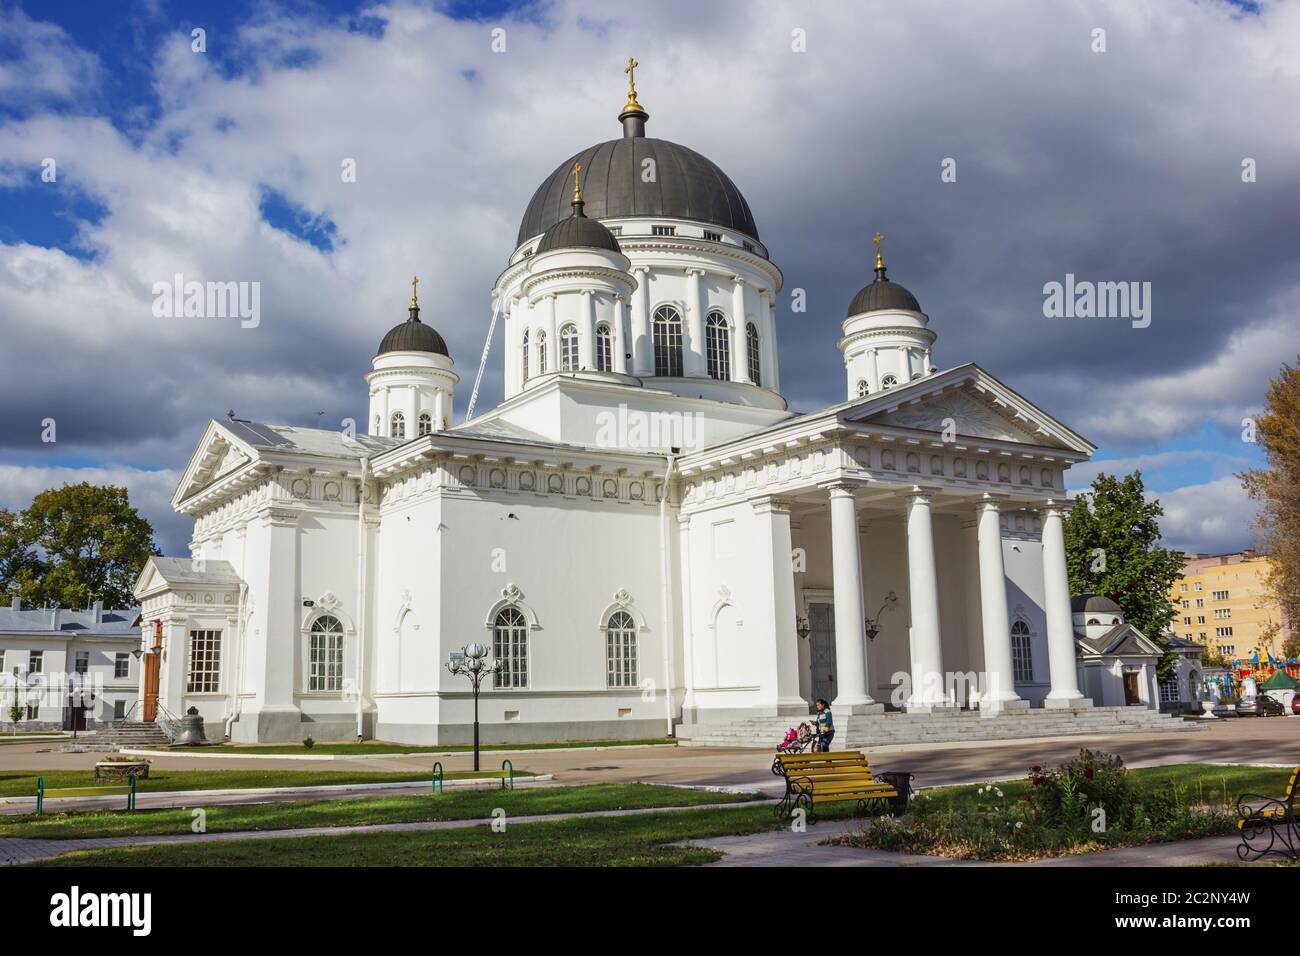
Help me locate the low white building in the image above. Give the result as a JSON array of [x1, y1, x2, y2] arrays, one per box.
[[133, 74, 1187, 745], [0, 598, 141, 731]]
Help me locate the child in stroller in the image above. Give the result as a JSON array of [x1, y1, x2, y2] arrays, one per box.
[[776, 722, 816, 753]]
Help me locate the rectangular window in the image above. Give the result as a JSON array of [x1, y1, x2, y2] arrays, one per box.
[[1011, 632, 1034, 683], [1159, 679, 1179, 703], [742, 241, 755, 253], [1179, 583, 1188, 593], [186, 630, 222, 693], [1221, 645, 1235, 656], [27, 650, 43, 674], [1183, 617, 1191, 625], [607, 226, 622, 236], [74, 650, 89, 674], [1194, 582, 1202, 591], [113, 699, 126, 720], [25, 704, 38, 720], [309, 631, 345, 692], [1195, 598, 1204, 608], [115, 653, 130, 678], [1216, 626, 1234, 638], [651, 225, 675, 236], [703, 230, 722, 242], [606, 617, 639, 688], [1212, 590, 1229, 601], [1197, 615, 1205, 624]]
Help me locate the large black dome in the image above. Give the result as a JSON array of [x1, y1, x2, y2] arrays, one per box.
[[518, 136, 760, 246]]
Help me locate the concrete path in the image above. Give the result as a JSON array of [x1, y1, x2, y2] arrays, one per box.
[[0, 799, 766, 867]]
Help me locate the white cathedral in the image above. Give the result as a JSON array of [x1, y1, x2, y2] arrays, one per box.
[[133, 69, 1182, 745]]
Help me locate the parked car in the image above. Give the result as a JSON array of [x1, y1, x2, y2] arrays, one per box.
[[1236, 695, 1286, 717], [1291, 696, 1300, 716]]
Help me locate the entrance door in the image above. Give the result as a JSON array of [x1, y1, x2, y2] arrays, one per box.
[[143, 621, 162, 722], [1122, 671, 1141, 706], [807, 601, 838, 710]]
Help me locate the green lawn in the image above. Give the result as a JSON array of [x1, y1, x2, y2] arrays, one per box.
[[0, 768, 499, 799], [33, 804, 785, 867], [3, 783, 765, 840], [166, 738, 675, 755], [919, 764, 1293, 813]]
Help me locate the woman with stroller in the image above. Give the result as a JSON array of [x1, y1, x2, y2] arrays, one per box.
[[813, 698, 834, 751]]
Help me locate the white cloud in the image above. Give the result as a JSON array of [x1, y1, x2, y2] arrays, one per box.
[[1147, 476, 1258, 556]]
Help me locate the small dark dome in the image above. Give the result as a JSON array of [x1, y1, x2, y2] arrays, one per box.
[[847, 267, 922, 317], [1071, 593, 1123, 615], [378, 305, 448, 356], [535, 200, 622, 255]]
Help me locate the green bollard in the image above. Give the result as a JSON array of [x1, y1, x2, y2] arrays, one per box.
[[36, 776, 44, 815], [127, 771, 137, 811], [431, 761, 444, 795], [501, 759, 513, 791]]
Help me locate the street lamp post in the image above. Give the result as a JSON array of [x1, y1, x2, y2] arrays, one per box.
[[445, 643, 502, 771]]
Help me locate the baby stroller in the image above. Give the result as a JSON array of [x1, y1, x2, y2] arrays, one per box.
[[776, 722, 817, 754]]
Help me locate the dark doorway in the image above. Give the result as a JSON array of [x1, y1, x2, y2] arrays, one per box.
[[807, 601, 837, 711], [1123, 671, 1142, 706]]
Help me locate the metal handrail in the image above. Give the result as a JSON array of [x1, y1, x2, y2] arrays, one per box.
[[153, 701, 182, 742]]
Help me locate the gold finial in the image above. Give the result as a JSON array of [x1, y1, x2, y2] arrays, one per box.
[[571, 161, 583, 204], [623, 56, 644, 113], [410, 275, 420, 309], [873, 232, 885, 271]]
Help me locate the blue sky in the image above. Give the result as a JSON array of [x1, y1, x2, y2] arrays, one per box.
[[0, 0, 1293, 555]]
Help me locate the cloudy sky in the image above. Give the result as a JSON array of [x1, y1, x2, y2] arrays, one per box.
[[0, 0, 1295, 556]]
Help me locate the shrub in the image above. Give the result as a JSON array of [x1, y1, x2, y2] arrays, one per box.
[[302, 737, 315, 749]]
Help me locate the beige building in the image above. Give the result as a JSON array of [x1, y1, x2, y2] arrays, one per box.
[[1169, 551, 1290, 662]]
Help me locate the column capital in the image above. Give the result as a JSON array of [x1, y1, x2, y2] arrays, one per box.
[[824, 480, 858, 500], [731, 274, 746, 286], [1035, 497, 1074, 518], [631, 265, 651, 276], [750, 495, 792, 516], [685, 267, 706, 278], [974, 492, 1010, 515]]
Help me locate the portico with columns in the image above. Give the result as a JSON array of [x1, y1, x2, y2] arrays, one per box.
[[676, 362, 1098, 726]]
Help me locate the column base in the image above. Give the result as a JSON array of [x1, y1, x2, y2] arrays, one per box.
[[1044, 696, 1094, 710], [904, 702, 958, 715], [834, 700, 886, 715], [980, 698, 1031, 714]]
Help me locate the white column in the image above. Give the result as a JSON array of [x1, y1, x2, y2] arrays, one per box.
[[753, 497, 804, 713], [578, 289, 595, 369], [1042, 503, 1089, 707], [867, 349, 880, 394], [540, 294, 557, 374], [906, 491, 946, 709], [766, 295, 780, 392], [684, 268, 706, 377], [434, 390, 446, 431], [828, 483, 878, 711], [976, 497, 1024, 710], [755, 287, 771, 388], [678, 514, 696, 713], [922, 347, 933, 376], [900, 347, 914, 383], [613, 294, 629, 373], [630, 267, 651, 375], [730, 276, 749, 383]]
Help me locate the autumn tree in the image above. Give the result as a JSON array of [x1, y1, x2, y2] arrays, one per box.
[[1240, 357, 1300, 635]]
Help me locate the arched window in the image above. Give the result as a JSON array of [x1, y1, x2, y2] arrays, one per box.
[[594, 323, 612, 372], [493, 606, 528, 689], [881, 374, 898, 389], [605, 610, 638, 687], [521, 329, 530, 384], [746, 322, 762, 386], [390, 411, 405, 440], [856, 379, 869, 397], [705, 311, 730, 380], [309, 615, 345, 691], [559, 323, 579, 371], [1011, 620, 1033, 683], [536, 330, 548, 374], [418, 412, 433, 437], [1088, 618, 1101, 625], [652, 306, 683, 377]]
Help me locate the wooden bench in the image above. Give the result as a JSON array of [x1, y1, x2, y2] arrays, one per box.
[[1237, 766, 1299, 861], [771, 750, 909, 822]]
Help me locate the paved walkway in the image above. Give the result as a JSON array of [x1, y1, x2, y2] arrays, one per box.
[[0, 799, 765, 866]]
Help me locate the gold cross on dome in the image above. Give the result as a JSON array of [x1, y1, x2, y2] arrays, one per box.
[[571, 161, 583, 203], [873, 232, 885, 269], [410, 275, 419, 308], [623, 56, 643, 112]]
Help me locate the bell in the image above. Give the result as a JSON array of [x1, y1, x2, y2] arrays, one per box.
[[174, 706, 208, 746]]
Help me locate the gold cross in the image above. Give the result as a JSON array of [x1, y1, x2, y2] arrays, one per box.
[[410, 275, 419, 308], [623, 56, 643, 112], [571, 161, 583, 203], [873, 232, 885, 269]]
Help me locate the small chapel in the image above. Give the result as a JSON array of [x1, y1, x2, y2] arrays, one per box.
[[134, 63, 1188, 745]]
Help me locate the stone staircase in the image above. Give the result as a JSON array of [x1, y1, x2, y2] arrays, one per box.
[[72, 721, 173, 752], [676, 706, 1198, 748]]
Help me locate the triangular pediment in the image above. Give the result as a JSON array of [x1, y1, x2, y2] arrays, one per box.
[[172, 421, 259, 507], [842, 365, 1095, 454]]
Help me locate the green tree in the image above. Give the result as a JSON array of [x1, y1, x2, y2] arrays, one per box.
[[1239, 357, 1300, 632], [1064, 471, 1185, 676], [2, 484, 158, 609]]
